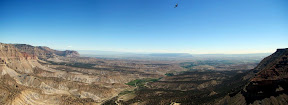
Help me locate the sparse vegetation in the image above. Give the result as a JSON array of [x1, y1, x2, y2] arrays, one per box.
[[180, 59, 259, 71], [118, 90, 134, 96], [165, 73, 174, 76], [126, 78, 160, 87], [116, 70, 252, 105], [46, 61, 96, 69]]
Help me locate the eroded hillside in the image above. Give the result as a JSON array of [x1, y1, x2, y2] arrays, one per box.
[[0, 43, 109, 104]]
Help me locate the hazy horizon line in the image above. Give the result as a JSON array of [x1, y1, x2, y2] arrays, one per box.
[[75, 49, 273, 55]]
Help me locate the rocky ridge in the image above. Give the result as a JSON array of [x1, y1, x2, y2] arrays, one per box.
[[14, 44, 79, 59]]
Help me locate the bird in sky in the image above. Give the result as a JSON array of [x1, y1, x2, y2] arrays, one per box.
[[174, 3, 178, 8]]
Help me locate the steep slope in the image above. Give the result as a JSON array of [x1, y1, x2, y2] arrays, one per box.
[[218, 48, 288, 105]]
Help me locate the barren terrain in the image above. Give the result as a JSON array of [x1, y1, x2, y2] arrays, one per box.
[[1, 42, 284, 105]]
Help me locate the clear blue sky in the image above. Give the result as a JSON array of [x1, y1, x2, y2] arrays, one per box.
[[0, 0, 287, 54]]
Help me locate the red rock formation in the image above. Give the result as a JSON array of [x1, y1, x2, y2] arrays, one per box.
[[20, 52, 38, 60]]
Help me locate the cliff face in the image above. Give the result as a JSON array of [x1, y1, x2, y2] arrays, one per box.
[[14, 44, 79, 59], [252, 49, 288, 80], [219, 48, 288, 105]]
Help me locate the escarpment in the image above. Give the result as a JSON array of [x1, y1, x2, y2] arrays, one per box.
[[218, 48, 288, 105], [14, 44, 80, 59]]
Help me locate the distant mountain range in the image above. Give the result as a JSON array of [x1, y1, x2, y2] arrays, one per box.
[[77, 50, 193, 59], [77, 50, 271, 60]]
